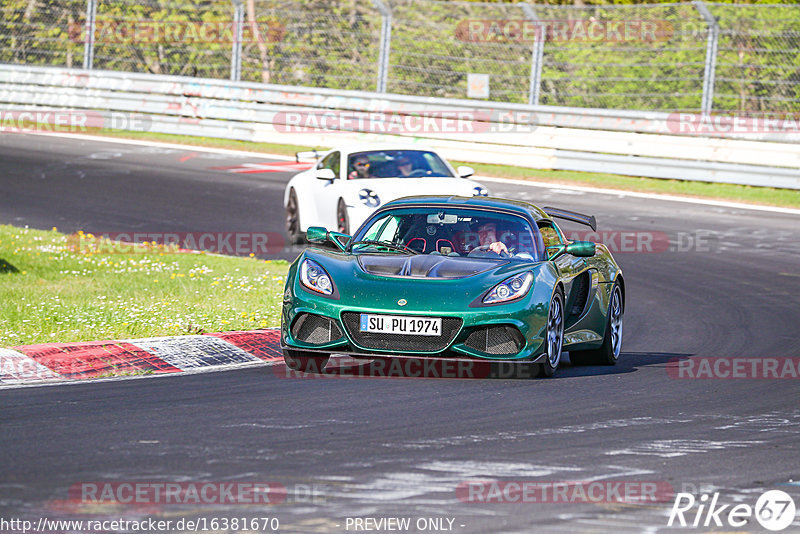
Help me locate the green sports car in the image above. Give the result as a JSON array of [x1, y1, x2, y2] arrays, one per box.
[[280, 196, 624, 377]]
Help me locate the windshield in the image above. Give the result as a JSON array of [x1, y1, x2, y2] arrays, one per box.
[[351, 207, 542, 261], [346, 150, 454, 179]]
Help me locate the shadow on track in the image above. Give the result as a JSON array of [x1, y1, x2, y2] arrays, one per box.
[[274, 352, 692, 381]]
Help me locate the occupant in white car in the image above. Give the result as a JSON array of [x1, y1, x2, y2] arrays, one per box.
[[396, 156, 415, 177], [348, 155, 372, 179]]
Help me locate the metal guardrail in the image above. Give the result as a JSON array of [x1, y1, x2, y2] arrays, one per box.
[[1, 65, 799, 190]]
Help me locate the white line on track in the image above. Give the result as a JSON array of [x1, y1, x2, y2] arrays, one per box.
[[29, 131, 298, 161]]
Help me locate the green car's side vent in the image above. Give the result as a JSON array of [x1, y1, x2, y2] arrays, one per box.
[[569, 272, 591, 318], [464, 326, 524, 355], [292, 313, 343, 345]]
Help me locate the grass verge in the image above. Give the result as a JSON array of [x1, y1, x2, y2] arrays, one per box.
[[0, 225, 290, 347], [99, 130, 800, 209]]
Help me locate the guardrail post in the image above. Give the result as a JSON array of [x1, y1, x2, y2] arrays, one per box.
[[230, 0, 245, 81], [521, 4, 544, 106], [82, 0, 97, 70], [372, 0, 392, 93], [694, 0, 719, 116]]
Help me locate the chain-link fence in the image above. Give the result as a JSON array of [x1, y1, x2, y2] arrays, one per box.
[[241, 1, 383, 91], [0, 0, 798, 116], [710, 3, 800, 116], [530, 3, 709, 111]]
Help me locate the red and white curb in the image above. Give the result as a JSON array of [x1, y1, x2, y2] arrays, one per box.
[[0, 329, 283, 387]]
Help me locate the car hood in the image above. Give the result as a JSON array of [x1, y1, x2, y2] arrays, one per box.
[[358, 254, 502, 279], [295, 249, 544, 312]]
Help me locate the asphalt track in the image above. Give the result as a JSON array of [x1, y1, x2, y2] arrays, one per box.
[[2, 133, 800, 533]]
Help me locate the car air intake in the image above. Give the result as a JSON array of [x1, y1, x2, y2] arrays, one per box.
[[341, 312, 462, 352], [464, 325, 524, 355], [291, 313, 343, 345]]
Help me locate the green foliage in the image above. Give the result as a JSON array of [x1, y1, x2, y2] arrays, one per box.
[[0, 0, 797, 114]]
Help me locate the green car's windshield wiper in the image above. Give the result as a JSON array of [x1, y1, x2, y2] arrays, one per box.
[[349, 240, 419, 255]]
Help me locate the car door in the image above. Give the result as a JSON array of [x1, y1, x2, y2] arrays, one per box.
[[311, 151, 343, 228]]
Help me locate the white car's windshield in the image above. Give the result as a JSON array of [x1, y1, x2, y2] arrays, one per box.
[[351, 207, 542, 261], [346, 150, 454, 180]]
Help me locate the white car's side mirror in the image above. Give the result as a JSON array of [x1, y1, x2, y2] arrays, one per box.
[[457, 166, 475, 178], [316, 168, 336, 181]]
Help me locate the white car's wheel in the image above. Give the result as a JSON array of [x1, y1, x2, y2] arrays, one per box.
[[336, 198, 349, 234], [286, 189, 303, 244]]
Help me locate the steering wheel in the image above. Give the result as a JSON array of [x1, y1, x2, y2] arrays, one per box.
[[468, 245, 510, 258], [405, 169, 428, 177]]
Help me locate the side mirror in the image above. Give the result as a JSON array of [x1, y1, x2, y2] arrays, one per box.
[[306, 226, 329, 244], [565, 241, 596, 257], [457, 165, 474, 178], [316, 168, 336, 181], [305, 227, 350, 252], [548, 241, 595, 260]]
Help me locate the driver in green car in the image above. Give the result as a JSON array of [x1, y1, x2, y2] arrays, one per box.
[[470, 221, 509, 256]]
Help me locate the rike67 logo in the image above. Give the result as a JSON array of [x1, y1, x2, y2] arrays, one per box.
[[668, 490, 796, 531]]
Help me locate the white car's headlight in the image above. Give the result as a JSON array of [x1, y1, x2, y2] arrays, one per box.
[[473, 186, 488, 197], [483, 272, 533, 304], [359, 188, 380, 207], [300, 259, 333, 295]]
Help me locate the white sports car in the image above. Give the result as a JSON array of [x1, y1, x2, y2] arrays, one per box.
[[283, 143, 489, 243]]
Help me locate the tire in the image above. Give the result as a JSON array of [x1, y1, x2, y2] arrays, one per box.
[[283, 349, 330, 373], [538, 288, 565, 378], [570, 281, 623, 366], [285, 189, 303, 245], [336, 198, 349, 234]]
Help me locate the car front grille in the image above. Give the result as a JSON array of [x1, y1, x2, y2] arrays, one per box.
[[291, 313, 343, 345], [341, 312, 462, 353], [464, 325, 524, 355]]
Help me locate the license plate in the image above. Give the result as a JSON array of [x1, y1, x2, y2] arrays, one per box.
[[360, 314, 441, 336]]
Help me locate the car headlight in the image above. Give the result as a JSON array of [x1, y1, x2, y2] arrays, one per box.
[[300, 259, 334, 295], [483, 272, 533, 304], [359, 188, 380, 207], [473, 186, 488, 197]]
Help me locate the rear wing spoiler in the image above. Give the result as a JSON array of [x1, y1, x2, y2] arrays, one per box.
[[543, 207, 597, 232], [295, 150, 321, 163]]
